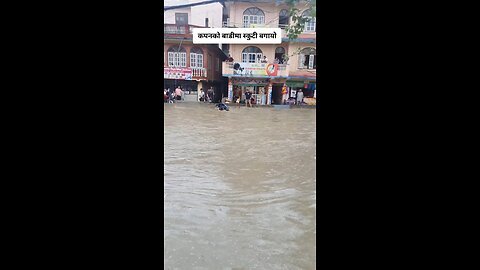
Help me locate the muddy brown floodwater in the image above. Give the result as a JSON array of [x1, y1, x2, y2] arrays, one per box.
[[164, 102, 316, 270]]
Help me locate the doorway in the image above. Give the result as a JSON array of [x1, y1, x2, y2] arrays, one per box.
[[272, 84, 283, 104]]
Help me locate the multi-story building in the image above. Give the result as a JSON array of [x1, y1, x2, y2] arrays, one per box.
[[164, 2, 228, 101], [221, 0, 317, 105]]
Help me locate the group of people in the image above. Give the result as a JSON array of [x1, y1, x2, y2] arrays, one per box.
[[232, 89, 255, 107], [273, 57, 285, 64], [199, 87, 215, 103], [164, 86, 184, 103], [286, 89, 305, 105]]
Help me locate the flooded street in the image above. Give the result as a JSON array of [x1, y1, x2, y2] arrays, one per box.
[[164, 103, 316, 269]]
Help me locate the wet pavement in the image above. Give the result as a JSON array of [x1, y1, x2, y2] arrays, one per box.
[[164, 102, 316, 269]]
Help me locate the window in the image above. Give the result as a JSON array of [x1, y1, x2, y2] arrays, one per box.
[[175, 13, 188, 25], [241, 46, 263, 63], [279, 9, 289, 29], [190, 47, 203, 68], [243, 7, 265, 28], [302, 10, 316, 32], [298, 48, 316, 69], [275, 47, 285, 63], [167, 46, 187, 67]]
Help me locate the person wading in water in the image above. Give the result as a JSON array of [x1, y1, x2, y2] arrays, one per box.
[[175, 86, 183, 101], [245, 89, 252, 107]]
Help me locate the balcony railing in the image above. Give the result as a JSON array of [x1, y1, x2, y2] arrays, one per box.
[[164, 24, 207, 35], [165, 25, 187, 34], [192, 67, 207, 77], [222, 62, 288, 77]]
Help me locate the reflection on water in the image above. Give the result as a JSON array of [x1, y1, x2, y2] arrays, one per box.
[[164, 103, 316, 269]]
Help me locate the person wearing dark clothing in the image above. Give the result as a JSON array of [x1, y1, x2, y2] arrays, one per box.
[[245, 90, 252, 107], [216, 103, 229, 111], [207, 87, 214, 103]]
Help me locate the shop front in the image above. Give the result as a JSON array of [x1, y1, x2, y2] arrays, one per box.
[[224, 62, 282, 105], [270, 78, 287, 105], [286, 80, 316, 105], [164, 67, 200, 95], [164, 67, 193, 91], [204, 77, 228, 103], [228, 77, 271, 105]]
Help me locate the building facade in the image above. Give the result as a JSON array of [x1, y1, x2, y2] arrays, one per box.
[[164, 2, 224, 28], [222, 0, 317, 105], [164, 4, 228, 101]]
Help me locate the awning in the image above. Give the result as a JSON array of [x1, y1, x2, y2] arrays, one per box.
[[286, 82, 305, 87], [234, 83, 269, 86], [286, 81, 317, 88], [231, 78, 270, 87]]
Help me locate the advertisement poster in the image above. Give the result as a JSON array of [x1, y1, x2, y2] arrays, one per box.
[[231, 62, 278, 77], [164, 67, 193, 80]]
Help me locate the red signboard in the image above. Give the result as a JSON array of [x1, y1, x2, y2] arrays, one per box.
[[164, 67, 192, 80]]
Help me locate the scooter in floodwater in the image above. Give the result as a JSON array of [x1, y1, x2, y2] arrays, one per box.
[[216, 103, 229, 111]]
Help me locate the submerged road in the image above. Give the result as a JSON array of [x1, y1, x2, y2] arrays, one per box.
[[164, 103, 316, 269]]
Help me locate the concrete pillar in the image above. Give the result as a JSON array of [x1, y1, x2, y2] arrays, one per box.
[[228, 78, 233, 101], [281, 84, 287, 104], [197, 81, 203, 101], [267, 83, 272, 105]]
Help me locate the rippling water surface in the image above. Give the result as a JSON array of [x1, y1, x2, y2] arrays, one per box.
[[164, 103, 316, 269]]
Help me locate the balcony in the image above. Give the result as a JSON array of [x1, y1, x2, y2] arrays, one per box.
[[192, 67, 207, 78], [164, 24, 207, 35], [222, 62, 288, 78], [163, 66, 207, 80]]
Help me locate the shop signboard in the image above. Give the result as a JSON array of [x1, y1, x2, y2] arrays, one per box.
[[164, 67, 192, 80], [286, 81, 306, 88], [232, 78, 269, 86], [231, 62, 278, 77]]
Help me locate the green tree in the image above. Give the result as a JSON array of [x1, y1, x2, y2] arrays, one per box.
[[283, 0, 316, 40], [277, 0, 316, 64]]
